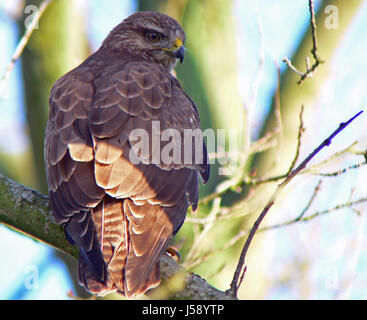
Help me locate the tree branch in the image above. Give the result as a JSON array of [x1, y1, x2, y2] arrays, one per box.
[[227, 110, 364, 298], [0, 0, 52, 94], [282, 0, 323, 84], [0, 174, 234, 300]]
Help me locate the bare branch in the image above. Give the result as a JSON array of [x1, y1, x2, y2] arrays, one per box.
[[0, 0, 52, 94], [294, 179, 322, 221], [199, 62, 283, 207], [286, 105, 305, 175], [282, 56, 306, 77], [185, 191, 367, 272], [0, 174, 234, 300], [227, 110, 364, 298], [312, 161, 367, 177], [257, 196, 367, 234], [282, 0, 323, 84]]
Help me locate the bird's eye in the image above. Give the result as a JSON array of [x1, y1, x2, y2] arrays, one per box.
[[146, 31, 162, 43]]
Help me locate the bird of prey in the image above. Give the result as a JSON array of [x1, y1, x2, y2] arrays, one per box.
[[44, 11, 209, 297]]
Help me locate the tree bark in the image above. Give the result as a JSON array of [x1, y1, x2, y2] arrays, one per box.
[[0, 173, 234, 300]]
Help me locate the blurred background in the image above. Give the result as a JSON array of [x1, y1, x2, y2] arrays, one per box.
[[1, 0, 367, 299]]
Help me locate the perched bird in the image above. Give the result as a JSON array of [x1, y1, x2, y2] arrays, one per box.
[[44, 11, 209, 297]]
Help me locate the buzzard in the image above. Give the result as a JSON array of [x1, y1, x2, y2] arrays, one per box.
[[44, 11, 209, 297]]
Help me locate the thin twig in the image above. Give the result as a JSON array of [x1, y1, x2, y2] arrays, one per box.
[[258, 196, 367, 233], [294, 179, 322, 221], [198, 61, 283, 206], [186, 194, 367, 270], [286, 105, 305, 175], [273, 60, 283, 136], [312, 161, 367, 177], [309, 0, 320, 63], [227, 110, 364, 298], [249, 17, 265, 113], [0, 0, 52, 94], [202, 142, 363, 208], [249, 141, 360, 186], [282, 57, 305, 77], [282, 0, 323, 84], [185, 197, 222, 265]]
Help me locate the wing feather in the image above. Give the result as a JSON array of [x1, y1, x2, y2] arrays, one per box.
[[45, 56, 209, 297], [45, 71, 106, 284]]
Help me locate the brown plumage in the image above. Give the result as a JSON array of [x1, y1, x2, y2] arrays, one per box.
[[44, 11, 209, 297]]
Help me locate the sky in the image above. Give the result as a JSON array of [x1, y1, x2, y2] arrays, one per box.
[[1, 0, 367, 299]]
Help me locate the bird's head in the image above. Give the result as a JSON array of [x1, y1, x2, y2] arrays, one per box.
[[102, 11, 186, 70]]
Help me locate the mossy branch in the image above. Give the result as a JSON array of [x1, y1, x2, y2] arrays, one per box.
[[0, 173, 234, 300]]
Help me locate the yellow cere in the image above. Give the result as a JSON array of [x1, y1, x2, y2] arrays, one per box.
[[173, 38, 183, 50]]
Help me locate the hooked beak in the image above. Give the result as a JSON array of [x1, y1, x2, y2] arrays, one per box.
[[173, 45, 185, 64], [172, 38, 185, 64]]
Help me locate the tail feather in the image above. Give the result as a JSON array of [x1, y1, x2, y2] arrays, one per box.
[[127, 262, 161, 297], [78, 254, 117, 295], [76, 196, 173, 297], [65, 211, 106, 283]]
